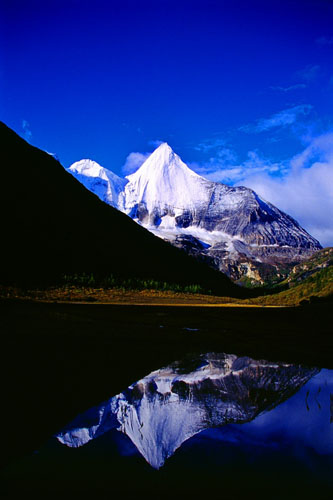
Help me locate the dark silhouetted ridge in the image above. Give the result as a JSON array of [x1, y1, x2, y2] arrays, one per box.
[[0, 122, 241, 296]]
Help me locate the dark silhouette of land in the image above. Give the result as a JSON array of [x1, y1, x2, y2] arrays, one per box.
[[0, 122, 239, 296]]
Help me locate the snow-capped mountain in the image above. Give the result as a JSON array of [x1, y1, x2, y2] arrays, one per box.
[[56, 353, 318, 469], [69, 159, 128, 208], [68, 143, 322, 283], [123, 143, 212, 215]]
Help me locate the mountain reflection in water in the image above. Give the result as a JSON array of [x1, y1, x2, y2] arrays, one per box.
[[56, 353, 320, 469]]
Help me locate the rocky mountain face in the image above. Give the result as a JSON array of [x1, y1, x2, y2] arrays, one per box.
[[69, 143, 321, 284], [286, 247, 333, 286], [56, 352, 318, 469], [258, 247, 333, 306]]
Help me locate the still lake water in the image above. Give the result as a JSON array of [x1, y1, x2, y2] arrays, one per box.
[[2, 353, 333, 499]]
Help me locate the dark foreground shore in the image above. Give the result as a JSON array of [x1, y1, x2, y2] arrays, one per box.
[[1, 298, 332, 498]]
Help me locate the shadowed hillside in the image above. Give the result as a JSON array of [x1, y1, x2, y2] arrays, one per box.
[[0, 122, 241, 296]]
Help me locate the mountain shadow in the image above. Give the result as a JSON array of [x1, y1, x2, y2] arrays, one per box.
[[0, 122, 241, 296]]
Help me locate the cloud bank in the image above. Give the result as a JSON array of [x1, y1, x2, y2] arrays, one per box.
[[195, 151, 283, 184], [191, 129, 333, 247], [227, 132, 333, 246], [236, 132, 333, 247]]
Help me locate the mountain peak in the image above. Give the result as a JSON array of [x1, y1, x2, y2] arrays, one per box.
[[69, 159, 105, 177], [154, 142, 172, 152], [127, 142, 200, 181], [68, 158, 127, 208], [124, 141, 209, 213], [143, 141, 176, 168]]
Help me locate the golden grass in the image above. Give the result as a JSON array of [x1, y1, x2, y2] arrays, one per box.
[[0, 285, 282, 307]]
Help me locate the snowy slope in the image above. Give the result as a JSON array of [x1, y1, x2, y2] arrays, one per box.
[[68, 159, 128, 208], [123, 143, 211, 215]]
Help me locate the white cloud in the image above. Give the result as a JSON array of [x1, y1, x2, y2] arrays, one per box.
[[269, 84, 306, 92], [194, 138, 228, 152], [240, 105, 313, 133], [238, 132, 333, 247], [122, 151, 150, 174], [189, 139, 239, 181], [191, 130, 333, 246], [122, 140, 166, 174], [192, 150, 284, 185]]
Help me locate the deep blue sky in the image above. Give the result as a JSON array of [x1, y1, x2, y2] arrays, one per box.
[[1, 0, 333, 244]]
